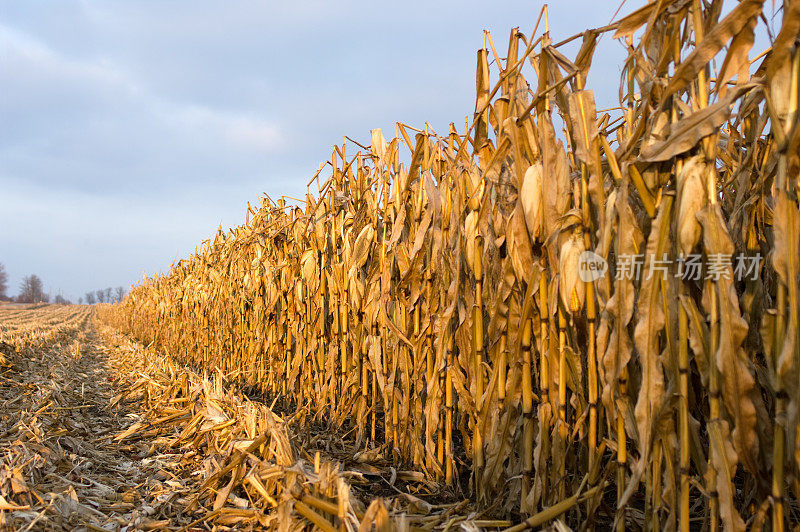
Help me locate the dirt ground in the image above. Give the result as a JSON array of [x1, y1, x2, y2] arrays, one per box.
[[0, 305, 178, 530]]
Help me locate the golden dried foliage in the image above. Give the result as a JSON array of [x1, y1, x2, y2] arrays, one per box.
[[99, 1, 800, 528]]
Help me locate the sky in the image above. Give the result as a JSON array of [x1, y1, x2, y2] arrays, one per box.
[[2, 0, 649, 301]]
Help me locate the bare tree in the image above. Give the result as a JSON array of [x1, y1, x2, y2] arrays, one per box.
[[78, 297, 84, 305], [0, 263, 8, 300], [104, 287, 113, 303], [115, 286, 125, 302], [96, 289, 106, 303], [54, 294, 70, 304], [18, 275, 45, 303], [85, 292, 96, 305]]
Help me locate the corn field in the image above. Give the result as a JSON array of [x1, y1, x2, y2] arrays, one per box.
[[99, 0, 800, 529], [0, 304, 92, 354]]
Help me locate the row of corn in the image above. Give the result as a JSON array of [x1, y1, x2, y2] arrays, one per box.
[[99, 1, 800, 528]]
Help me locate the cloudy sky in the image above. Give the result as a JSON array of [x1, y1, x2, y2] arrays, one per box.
[[1, 0, 639, 301]]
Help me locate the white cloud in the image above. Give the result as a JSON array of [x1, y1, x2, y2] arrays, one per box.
[[159, 104, 283, 153], [0, 22, 134, 94], [0, 22, 283, 178], [224, 116, 283, 151]]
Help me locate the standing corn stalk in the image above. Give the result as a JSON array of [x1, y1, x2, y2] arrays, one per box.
[[100, 2, 800, 528]]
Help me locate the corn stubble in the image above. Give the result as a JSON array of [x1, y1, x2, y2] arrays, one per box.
[[100, 1, 800, 529]]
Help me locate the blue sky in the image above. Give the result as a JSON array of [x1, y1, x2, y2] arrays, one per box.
[[1, 1, 643, 301]]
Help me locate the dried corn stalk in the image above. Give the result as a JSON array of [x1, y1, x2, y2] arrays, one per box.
[[99, 2, 800, 528]]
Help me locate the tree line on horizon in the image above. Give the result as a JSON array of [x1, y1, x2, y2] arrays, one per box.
[[0, 262, 125, 305]]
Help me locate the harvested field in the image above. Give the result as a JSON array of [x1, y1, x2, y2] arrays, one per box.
[[0, 305, 512, 531], [0, 304, 160, 530]]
